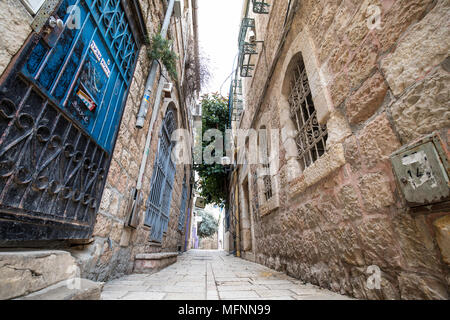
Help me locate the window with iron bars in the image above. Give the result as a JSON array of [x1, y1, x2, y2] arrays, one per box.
[[288, 57, 328, 170], [259, 127, 272, 201]]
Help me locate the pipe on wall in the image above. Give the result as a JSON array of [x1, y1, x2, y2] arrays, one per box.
[[136, 0, 176, 128]]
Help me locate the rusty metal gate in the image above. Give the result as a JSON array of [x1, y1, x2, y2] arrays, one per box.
[[0, 0, 145, 242]]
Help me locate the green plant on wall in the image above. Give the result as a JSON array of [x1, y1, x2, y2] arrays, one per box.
[[147, 33, 178, 80]]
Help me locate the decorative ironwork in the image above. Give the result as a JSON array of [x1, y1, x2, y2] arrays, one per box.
[[178, 175, 188, 231], [23, 0, 139, 153], [288, 58, 327, 170], [0, 0, 143, 242], [263, 174, 272, 201], [145, 109, 177, 242], [0, 76, 108, 242], [252, 0, 270, 14], [233, 79, 242, 95], [259, 127, 272, 201], [238, 18, 258, 78]]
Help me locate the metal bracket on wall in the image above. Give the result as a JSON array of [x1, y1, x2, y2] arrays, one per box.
[[31, 0, 60, 33], [252, 0, 270, 14]]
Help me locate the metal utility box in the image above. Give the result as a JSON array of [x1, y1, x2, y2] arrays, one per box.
[[390, 133, 449, 209]]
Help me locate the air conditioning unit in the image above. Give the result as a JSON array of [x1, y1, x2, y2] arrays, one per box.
[[163, 82, 173, 98]]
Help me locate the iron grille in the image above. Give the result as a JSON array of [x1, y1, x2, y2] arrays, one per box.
[[259, 128, 272, 200], [144, 109, 177, 242], [288, 59, 327, 170], [0, 0, 143, 242]]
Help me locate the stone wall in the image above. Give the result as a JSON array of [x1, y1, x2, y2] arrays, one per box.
[[235, 0, 449, 299], [0, 0, 196, 283]]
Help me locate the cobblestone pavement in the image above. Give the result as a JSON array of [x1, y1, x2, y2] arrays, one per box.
[[101, 250, 353, 300]]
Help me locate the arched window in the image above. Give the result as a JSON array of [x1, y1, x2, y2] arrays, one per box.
[[144, 108, 177, 242], [288, 55, 327, 170]]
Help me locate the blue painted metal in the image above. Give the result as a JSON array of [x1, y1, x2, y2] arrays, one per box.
[[144, 109, 177, 242], [21, 0, 138, 153], [178, 176, 188, 231]]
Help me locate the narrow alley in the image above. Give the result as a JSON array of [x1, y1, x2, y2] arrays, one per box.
[[101, 250, 351, 300], [0, 0, 448, 303]]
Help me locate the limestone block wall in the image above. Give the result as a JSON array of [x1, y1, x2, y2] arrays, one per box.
[[0, 0, 196, 282], [237, 0, 450, 299]]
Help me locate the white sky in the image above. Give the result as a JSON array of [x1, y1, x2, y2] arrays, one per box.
[[197, 0, 244, 96]]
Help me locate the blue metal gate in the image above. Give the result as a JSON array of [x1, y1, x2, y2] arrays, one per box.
[[0, 0, 145, 242], [144, 109, 177, 242]]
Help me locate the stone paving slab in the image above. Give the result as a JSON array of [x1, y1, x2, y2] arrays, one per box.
[[101, 250, 352, 300]]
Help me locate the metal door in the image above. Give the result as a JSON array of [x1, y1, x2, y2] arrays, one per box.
[[0, 0, 144, 242], [144, 109, 177, 242]]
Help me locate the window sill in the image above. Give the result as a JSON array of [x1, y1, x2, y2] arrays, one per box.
[[259, 193, 280, 217], [289, 143, 346, 198]]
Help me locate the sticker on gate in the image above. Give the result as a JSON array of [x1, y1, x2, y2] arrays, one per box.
[[90, 40, 111, 78]]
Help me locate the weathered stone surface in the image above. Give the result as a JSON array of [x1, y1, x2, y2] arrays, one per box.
[[347, 35, 378, 89], [358, 113, 401, 168], [134, 252, 178, 274], [0, 251, 76, 300], [390, 66, 450, 143], [344, 0, 379, 48], [346, 72, 388, 124], [329, 73, 350, 108], [290, 144, 346, 197], [343, 135, 362, 170], [0, 0, 32, 77], [433, 215, 450, 265], [393, 213, 444, 273], [326, 111, 352, 145], [93, 214, 113, 238], [358, 173, 395, 211], [398, 272, 448, 300], [377, 0, 435, 52], [381, 1, 450, 96], [357, 217, 401, 268], [18, 278, 104, 300], [338, 185, 362, 220]]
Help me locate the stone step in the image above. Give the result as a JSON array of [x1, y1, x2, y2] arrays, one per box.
[[17, 278, 104, 300], [134, 252, 178, 274], [0, 250, 77, 300]]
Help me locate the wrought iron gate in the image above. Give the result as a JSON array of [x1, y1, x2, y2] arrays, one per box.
[[144, 109, 177, 242], [0, 0, 144, 242]]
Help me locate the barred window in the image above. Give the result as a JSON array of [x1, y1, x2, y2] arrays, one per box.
[[259, 126, 272, 201], [288, 57, 327, 170]]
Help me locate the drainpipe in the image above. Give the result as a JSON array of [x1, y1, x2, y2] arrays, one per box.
[[136, 74, 166, 190], [136, 0, 176, 128]]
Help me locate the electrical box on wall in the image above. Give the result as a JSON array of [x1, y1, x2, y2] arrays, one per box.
[[390, 132, 449, 210]]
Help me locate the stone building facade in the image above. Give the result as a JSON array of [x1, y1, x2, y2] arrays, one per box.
[[0, 0, 198, 295], [228, 0, 450, 299]]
